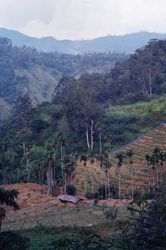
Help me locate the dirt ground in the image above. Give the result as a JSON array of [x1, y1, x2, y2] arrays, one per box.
[[1, 183, 131, 231]]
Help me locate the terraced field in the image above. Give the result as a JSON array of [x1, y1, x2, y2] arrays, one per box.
[[72, 122, 166, 196], [113, 122, 166, 158], [111, 122, 166, 192], [72, 160, 110, 195]]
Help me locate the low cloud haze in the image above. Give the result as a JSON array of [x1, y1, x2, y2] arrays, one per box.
[[0, 0, 166, 40]]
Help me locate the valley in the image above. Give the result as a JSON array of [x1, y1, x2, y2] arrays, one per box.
[[0, 33, 166, 249]]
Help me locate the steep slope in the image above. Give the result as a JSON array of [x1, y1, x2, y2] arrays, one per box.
[[110, 123, 166, 194], [14, 67, 58, 104], [113, 122, 166, 158], [0, 98, 12, 122], [71, 123, 166, 196], [0, 37, 126, 122], [72, 160, 107, 195]]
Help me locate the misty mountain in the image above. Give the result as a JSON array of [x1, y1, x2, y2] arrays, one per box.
[[1, 28, 166, 54], [0, 37, 126, 122], [0, 28, 78, 54]]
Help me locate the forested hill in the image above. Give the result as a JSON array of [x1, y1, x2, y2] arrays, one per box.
[[1, 28, 166, 54], [1, 38, 166, 123], [0, 39, 166, 186], [0, 37, 126, 122], [55, 39, 166, 105]]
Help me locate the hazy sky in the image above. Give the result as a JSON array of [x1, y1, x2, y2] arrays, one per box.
[[0, 0, 166, 40]]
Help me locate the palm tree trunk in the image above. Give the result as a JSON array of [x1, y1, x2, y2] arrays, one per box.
[[107, 171, 110, 198], [118, 170, 121, 199], [61, 143, 64, 178], [90, 119, 94, 150], [160, 168, 163, 184], [64, 172, 67, 194], [86, 126, 90, 150], [156, 169, 159, 189], [91, 168, 94, 193], [131, 167, 134, 200], [105, 182, 107, 199], [148, 167, 151, 191], [99, 131, 102, 155], [84, 173, 87, 196]]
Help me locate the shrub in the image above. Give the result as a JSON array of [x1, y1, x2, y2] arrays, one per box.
[[102, 206, 118, 220], [142, 188, 156, 200], [85, 191, 95, 199], [0, 231, 30, 250], [50, 229, 112, 249], [98, 184, 109, 199], [98, 184, 119, 199], [110, 184, 119, 198], [66, 184, 76, 195], [93, 198, 99, 206]]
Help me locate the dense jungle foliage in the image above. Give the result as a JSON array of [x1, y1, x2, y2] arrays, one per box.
[[0, 38, 166, 187], [0, 37, 127, 117]]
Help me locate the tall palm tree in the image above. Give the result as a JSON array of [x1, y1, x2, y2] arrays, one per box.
[[152, 147, 161, 189], [126, 149, 134, 199], [115, 152, 125, 199], [146, 147, 162, 189], [159, 151, 166, 184], [0, 188, 19, 230]]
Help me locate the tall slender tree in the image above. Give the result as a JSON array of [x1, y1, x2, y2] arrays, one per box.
[[115, 152, 125, 199], [126, 149, 134, 199]]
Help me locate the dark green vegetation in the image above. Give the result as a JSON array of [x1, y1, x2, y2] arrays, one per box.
[[0, 231, 29, 250], [1, 28, 166, 54], [114, 184, 166, 250], [0, 36, 127, 122], [0, 39, 166, 189], [66, 184, 77, 195], [0, 36, 166, 249], [0, 188, 19, 230]]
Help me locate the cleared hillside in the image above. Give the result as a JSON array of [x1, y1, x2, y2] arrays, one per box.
[[71, 123, 166, 196], [113, 122, 166, 158], [110, 122, 166, 193], [2, 183, 130, 231]]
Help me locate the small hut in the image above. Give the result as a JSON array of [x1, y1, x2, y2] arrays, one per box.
[[57, 194, 84, 204]]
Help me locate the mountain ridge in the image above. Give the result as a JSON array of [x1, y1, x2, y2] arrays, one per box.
[[1, 28, 166, 54]]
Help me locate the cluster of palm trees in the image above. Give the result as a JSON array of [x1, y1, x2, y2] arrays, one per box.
[[115, 147, 166, 200], [115, 149, 134, 199]]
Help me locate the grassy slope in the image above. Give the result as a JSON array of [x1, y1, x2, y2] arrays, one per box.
[[109, 95, 166, 129], [0, 98, 12, 122], [15, 66, 58, 104], [107, 95, 166, 149]]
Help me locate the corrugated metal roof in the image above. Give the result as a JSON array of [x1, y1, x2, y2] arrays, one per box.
[[57, 194, 80, 203]]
